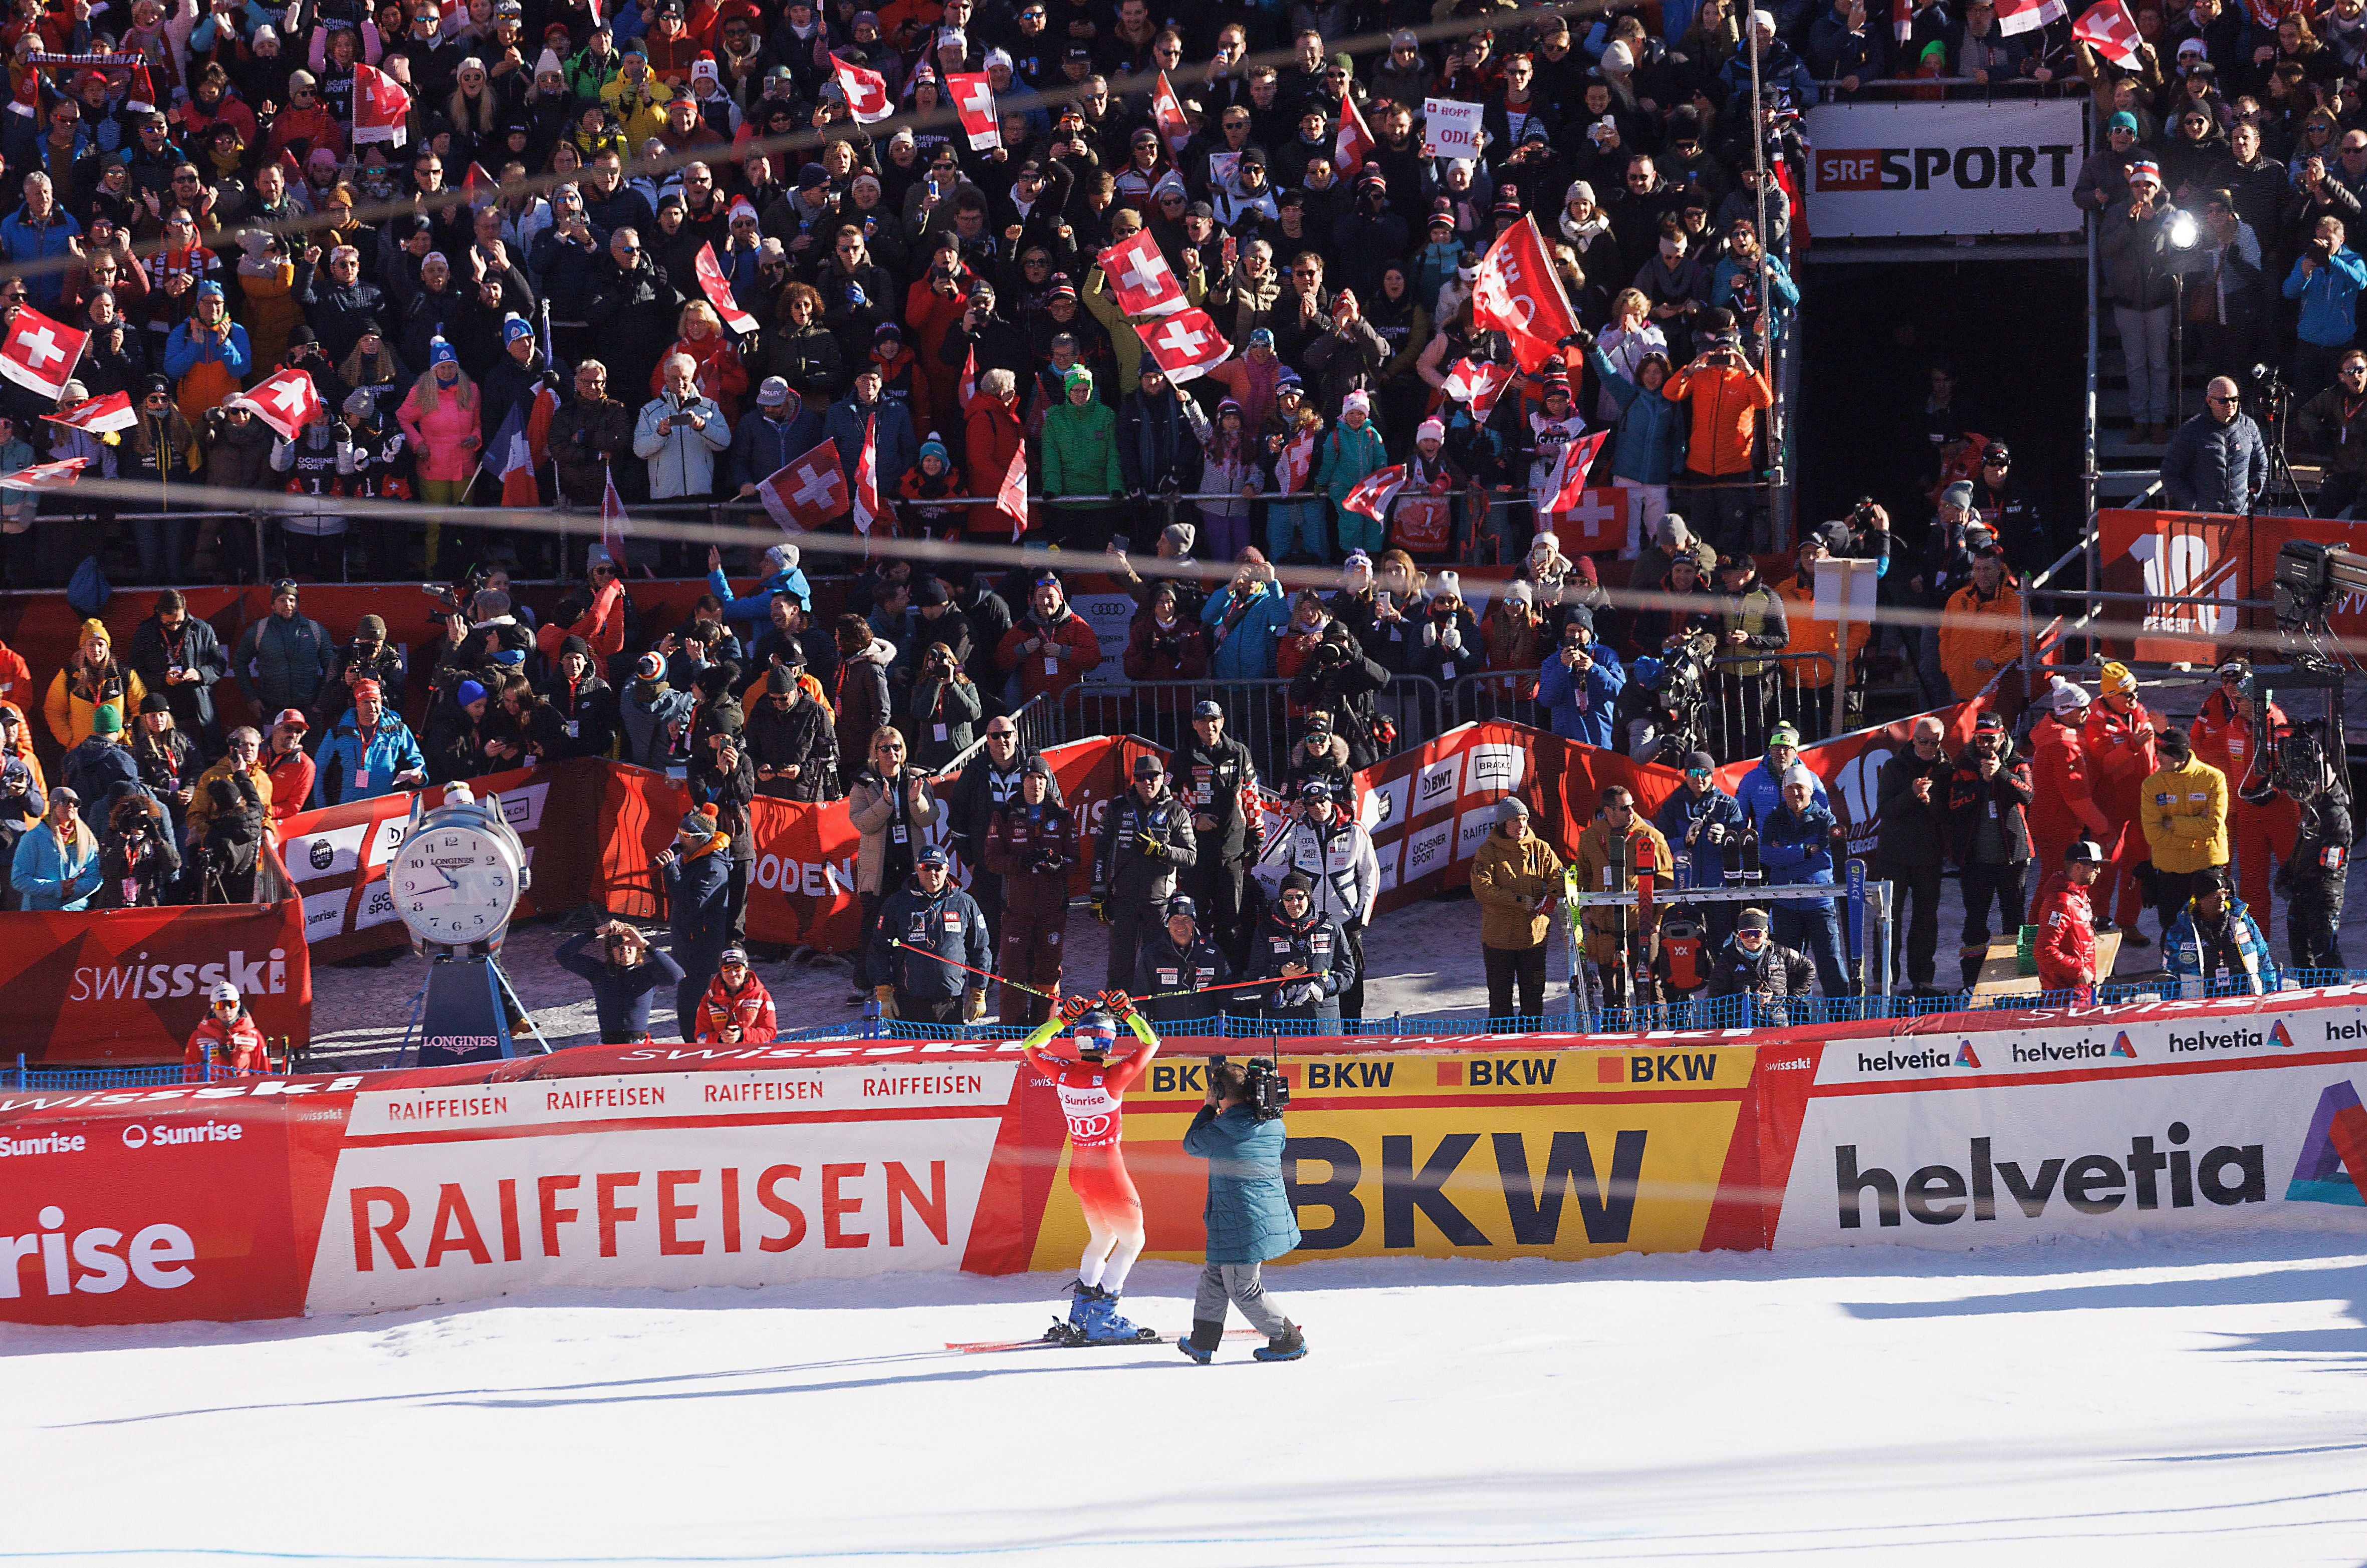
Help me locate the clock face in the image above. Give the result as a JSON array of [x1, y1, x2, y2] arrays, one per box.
[[393, 820, 519, 943]]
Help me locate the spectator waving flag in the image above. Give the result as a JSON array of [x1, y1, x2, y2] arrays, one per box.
[[1336, 88, 1377, 177], [353, 62, 410, 147], [1275, 426, 1317, 494], [1472, 214, 1583, 374], [831, 54, 896, 124], [1340, 463, 1409, 522], [1443, 358, 1516, 419], [1997, 0, 2068, 30], [1100, 229, 1189, 318], [43, 388, 133, 437], [0, 456, 89, 492], [851, 413, 885, 537], [481, 383, 558, 505], [1151, 70, 1192, 152], [0, 307, 86, 401], [945, 71, 1000, 150], [960, 345, 978, 406], [997, 441, 1028, 541], [2071, 0, 2144, 62], [237, 369, 323, 440], [1139, 307, 1231, 384], [693, 242, 759, 335], [757, 439, 847, 532], [600, 463, 632, 563], [1540, 429, 1611, 517]]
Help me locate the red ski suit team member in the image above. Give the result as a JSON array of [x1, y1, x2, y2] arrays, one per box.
[[694, 947, 778, 1044], [2028, 682, 2112, 904], [182, 981, 269, 1082], [2033, 842, 2106, 995], [2190, 659, 2298, 934], [1020, 1001, 1161, 1342], [2083, 662, 2160, 937]]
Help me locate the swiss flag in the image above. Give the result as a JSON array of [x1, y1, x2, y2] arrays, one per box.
[[0, 456, 89, 492], [1336, 90, 1377, 180], [1546, 484, 1633, 555], [459, 160, 495, 203], [1998, 0, 2070, 32], [959, 345, 978, 406], [1540, 430, 1611, 517], [0, 307, 88, 401], [353, 62, 411, 147], [238, 368, 323, 440], [2070, 0, 2143, 62], [1099, 229, 1188, 319], [1139, 306, 1230, 384], [44, 389, 135, 436], [831, 54, 896, 124], [996, 441, 1028, 541], [758, 439, 847, 532], [1340, 463, 1409, 522], [1472, 214, 1582, 375], [601, 463, 632, 563], [1151, 69, 1192, 152], [1443, 358, 1516, 420], [851, 413, 885, 537], [1275, 427, 1317, 494], [945, 70, 1000, 150], [693, 242, 759, 335]]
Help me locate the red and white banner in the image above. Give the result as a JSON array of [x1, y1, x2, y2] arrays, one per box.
[[1442, 357, 1515, 419], [0, 902, 309, 1069], [1998, 0, 2069, 33], [1138, 306, 1230, 384], [352, 62, 411, 146], [1151, 69, 1192, 152], [1471, 215, 1582, 375], [1339, 463, 1408, 522], [43, 389, 134, 436], [1336, 88, 1377, 176], [758, 440, 848, 532], [0, 306, 86, 401], [0, 457, 89, 492], [238, 368, 323, 440], [2070, 0, 2142, 59], [1098, 230, 1189, 319], [945, 70, 1000, 150], [693, 242, 759, 335], [831, 54, 895, 123]]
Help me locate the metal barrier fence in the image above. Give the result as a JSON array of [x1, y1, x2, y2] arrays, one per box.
[[1057, 675, 1445, 783], [1446, 651, 1837, 753]]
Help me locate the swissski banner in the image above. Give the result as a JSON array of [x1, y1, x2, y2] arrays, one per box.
[[1805, 101, 2083, 236], [0, 903, 310, 1067]]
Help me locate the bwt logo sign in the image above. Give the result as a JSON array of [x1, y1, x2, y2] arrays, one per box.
[[1816, 144, 2076, 192]]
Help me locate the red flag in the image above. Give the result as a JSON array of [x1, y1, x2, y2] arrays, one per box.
[[1547, 484, 1633, 554], [692, 241, 758, 335], [0, 456, 89, 492], [1151, 69, 1192, 152], [1541, 430, 1611, 516], [236, 368, 322, 440], [353, 63, 411, 147], [600, 463, 632, 563], [1340, 463, 1408, 522], [945, 70, 1000, 150], [1275, 427, 1317, 494], [1139, 306, 1231, 384], [2071, 0, 2143, 62], [0, 307, 87, 401], [7, 65, 38, 120], [831, 54, 895, 124], [1442, 358, 1515, 420], [1472, 214, 1582, 375], [757, 439, 847, 532], [1099, 229, 1188, 319], [1997, 0, 2068, 30], [42, 388, 134, 436], [851, 413, 884, 536], [996, 441, 1028, 541], [959, 345, 978, 406], [124, 63, 155, 114], [1335, 89, 1376, 178]]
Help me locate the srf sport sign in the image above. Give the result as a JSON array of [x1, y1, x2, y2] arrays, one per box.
[[1805, 100, 2083, 237]]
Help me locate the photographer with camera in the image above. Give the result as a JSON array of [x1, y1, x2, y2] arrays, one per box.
[[191, 764, 265, 905], [1537, 609, 1625, 746], [1288, 619, 1394, 768], [555, 920, 688, 1046], [126, 590, 227, 758], [908, 639, 982, 771], [99, 793, 181, 909], [1177, 1056, 1308, 1365], [1655, 751, 1746, 943], [1661, 313, 1773, 556], [2272, 725, 2352, 970], [326, 615, 408, 734]]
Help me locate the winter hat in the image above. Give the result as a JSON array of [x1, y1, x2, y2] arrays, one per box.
[[456, 680, 489, 708], [2127, 157, 2162, 185], [1658, 512, 1691, 546], [1063, 364, 1093, 392], [536, 47, 563, 75], [1344, 549, 1374, 574], [1940, 480, 1976, 510], [1565, 179, 1595, 205], [430, 337, 458, 368], [2050, 678, 2091, 715], [636, 651, 667, 682], [2107, 111, 2139, 133], [1416, 417, 1446, 443], [764, 542, 800, 575], [1767, 721, 1803, 748], [342, 388, 378, 420], [1162, 520, 1196, 554], [2157, 725, 2192, 759], [90, 704, 122, 735], [765, 665, 797, 695], [1280, 869, 1316, 895], [918, 435, 950, 467], [2098, 659, 2138, 694], [139, 691, 172, 716], [358, 614, 388, 640], [1342, 390, 1371, 416], [1601, 39, 1633, 71], [1738, 906, 1771, 933], [1435, 570, 1463, 601], [1496, 796, 1530, 823], [1249, 327, 1275, 349], [678, 803, 721, 839], [503, 314, 534, 345], [1504, 580, 1533, 606], [559, 634, 594, 662]]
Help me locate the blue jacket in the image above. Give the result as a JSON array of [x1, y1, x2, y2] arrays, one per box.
[[2160, 411, 2267, 514], [724, 401, 827, 496], [868, 875, 992, 998], [1757, 801, 1840, 911], [2164, 897, 2276, 993], [1735, 753, 1829, 827], [1203, 583, 1293, 680], [708, 562, 816, 626], [312, 714, 428, 806], [664, 840, 734, 959], [1709, 254, 1799, 346], [1654, 781, 1747, 890], [823, 393, 918, 496], [1181, 1102, 1301, 1264], [1, 205, 81, 309], [162, 319, 254, 385], [2283, 247, 2367, 348], [12, 817, 101, 910], [1536, 645, 1625, 745], [1587, 347, 1686, 486]]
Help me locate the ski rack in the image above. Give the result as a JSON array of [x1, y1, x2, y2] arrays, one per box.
[[1565, 876, 1896, 1032]]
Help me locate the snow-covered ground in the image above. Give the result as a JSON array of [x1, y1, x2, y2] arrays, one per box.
[[5, 1235, 2363, 1565]]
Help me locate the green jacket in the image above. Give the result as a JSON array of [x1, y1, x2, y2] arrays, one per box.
[[1314, 419, 1388, 509], [1041, 399, 1120, 506]]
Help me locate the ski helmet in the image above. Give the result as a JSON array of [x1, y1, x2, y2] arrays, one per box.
[[1071, 1010, 1120, 1061]]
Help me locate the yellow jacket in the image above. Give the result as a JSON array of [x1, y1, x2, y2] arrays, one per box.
[[1469, 825, 1565, 950], [1938, 582, 2022, 701], [2138, 757, 2229, 873]]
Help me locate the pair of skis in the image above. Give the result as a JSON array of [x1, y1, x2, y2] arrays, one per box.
[[947, 1329, 1263, 1355]]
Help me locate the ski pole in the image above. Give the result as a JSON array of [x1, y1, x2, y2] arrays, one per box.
[[890, 939, 1058, 998]]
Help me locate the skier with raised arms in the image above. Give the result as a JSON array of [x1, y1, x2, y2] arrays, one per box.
[[1020, 993, 1163, 1345]]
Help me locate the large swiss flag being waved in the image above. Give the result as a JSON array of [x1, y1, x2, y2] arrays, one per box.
[[1099, 230, 1189, 319], [1139, 307, 1231, 384], [831, 54, 895, 123], [945, 71, 1000, 149], [0, 306, 87, 401], [758, 440, 848, 532], [238, 369, 323, 440], [1472, 215, 1583, 375]]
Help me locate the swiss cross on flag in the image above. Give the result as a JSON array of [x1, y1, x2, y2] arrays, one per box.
[[1151, 70, 1192, 152], [996, 442, 1028, 541], [851, 414, 885, 538], [831, 54, 895, 124], [1544, 486, 1630, 555], [1472, 215, 1583, 375], [0, 456, 89, 493], [0, 307, 88, 401], [1540, 430, 1611, 518], [1442, 358, 1516, 420], [352, 62, 411, 147], [1336, 90, 1377, 181], [1340, 463, 1409, 522], [758, 439, 847, 532], [239, 369, 323, 440], [693, 242, 759, 335], [2070, 0, 2143, 62], [1275, 427, 1317, 494], [44, 389, 135, 436], [1997, 0, 2069, 33], [1141, 307, 1231, 384], [1099, 230, 1189, 319], [945, 71, 1000, 150]]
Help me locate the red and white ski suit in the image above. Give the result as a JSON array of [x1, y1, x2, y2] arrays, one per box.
[[2031, 870, 2098, 994], [2190, 692, 2297, 935], [2029, 715, 2110, 885], [1024, 1037, 1159, 1232]]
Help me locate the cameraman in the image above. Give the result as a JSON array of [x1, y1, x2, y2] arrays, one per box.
[[193, 768, 265, 904], [1176, 1058, 1307, 1365], [99, 793, 180, 908], [326, 614, 407, 733], [1655, 750, 1745, 943], [1287, 621, 1393, 768], [2274, 733, 2352, 971], [1537, 609, 1624, 746], [908, 639, 981, 771], [554, 921, 686, 1046]]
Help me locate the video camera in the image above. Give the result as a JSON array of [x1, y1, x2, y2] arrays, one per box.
[[1242, 1057, 1290, 1122]]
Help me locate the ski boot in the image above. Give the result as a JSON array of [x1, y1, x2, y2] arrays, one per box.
[[1253, 1323, 1307, 1362], [1078, 1288, 1156, 1346], [1176, 1321, 1223, 1365], [1044, 1280, 1096, 1345]]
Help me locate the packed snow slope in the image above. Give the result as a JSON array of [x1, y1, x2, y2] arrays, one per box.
[[9, 1236, 2367, 1564]]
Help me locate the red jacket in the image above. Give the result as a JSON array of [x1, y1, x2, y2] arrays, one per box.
[[2031, 715, 2110, 839], [996, 607, 1103, 701], [2189, 690, 2284, 798], [2031, 870, 2097, 991], [985, 801, 1080, 922], [263, 743, 315, 824], [902, 276, 973, 432], [694, 973, 777, 1043], [183, 1011, 270, 1083], [2082, 699, 2158, 817], [962, 390, 1024, 536]]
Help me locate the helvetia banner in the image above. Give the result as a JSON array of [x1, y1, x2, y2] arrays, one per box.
[[1805, 100, 2084, 237]]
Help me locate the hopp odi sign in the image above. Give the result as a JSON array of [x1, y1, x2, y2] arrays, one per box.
[[1806, 100, 2083, 238]]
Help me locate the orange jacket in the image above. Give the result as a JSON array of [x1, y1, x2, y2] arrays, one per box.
[[539, 579, 628, 664], [2083, 698, 2158, 816], [1938, 582, 2022, 701], [1661, 359, 1772, 477], [694, 973, 777, 1043], [2188, 690, 2283, 797]]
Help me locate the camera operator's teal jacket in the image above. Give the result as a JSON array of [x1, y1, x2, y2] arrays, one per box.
[[1182, 1102, 1300, 1264]]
